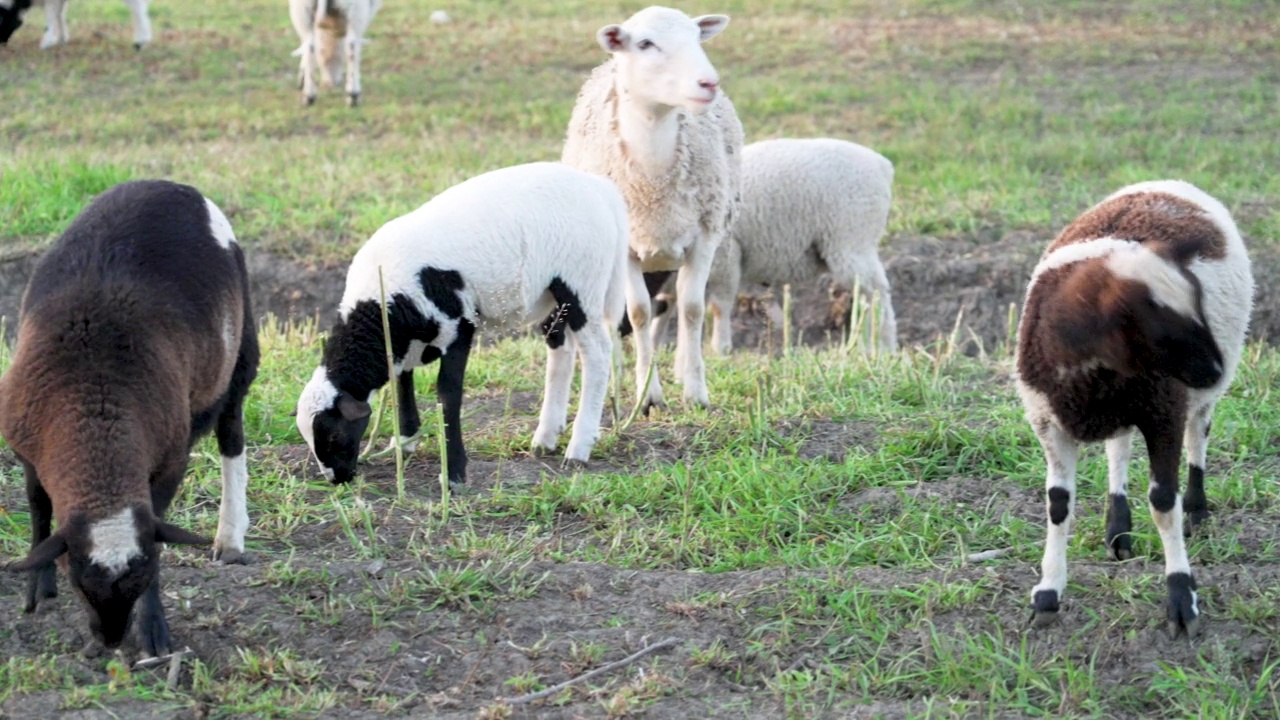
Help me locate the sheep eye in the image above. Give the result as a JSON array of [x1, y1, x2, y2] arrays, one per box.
[[637, 39, 656, 50]]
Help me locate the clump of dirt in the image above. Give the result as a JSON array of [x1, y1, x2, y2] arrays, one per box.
[[1, 230, 1275, 351]]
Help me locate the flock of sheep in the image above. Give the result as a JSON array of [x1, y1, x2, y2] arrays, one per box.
[[0, 3, 1258, 667]]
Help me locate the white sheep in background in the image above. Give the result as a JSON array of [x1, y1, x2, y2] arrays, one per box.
[[0, 0, 152, 49], [0, 180, 260, 658], [296, 162, 629, 488], [1015, 180, 1253, 637], [647, 138, 898, 354], [289, 0, 381, 107], [562, 5, 743, 413]]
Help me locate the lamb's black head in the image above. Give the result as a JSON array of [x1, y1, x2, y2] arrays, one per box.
[[6, 506, 209, 649], [1104, 246, 1224, 389], [296, 367, 372, 484]]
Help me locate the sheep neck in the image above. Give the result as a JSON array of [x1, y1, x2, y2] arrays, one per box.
[[614, 91, 682, 179]]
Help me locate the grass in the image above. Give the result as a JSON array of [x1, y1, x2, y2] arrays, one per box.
[[0, 0, 1278, 718]]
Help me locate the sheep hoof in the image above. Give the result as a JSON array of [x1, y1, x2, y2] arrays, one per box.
[[347, 92, 360, 108], [562, 458, 588, 471], [1184, 508, 1211, 536], [446, 480, 470, 497], [1168, 615, 1203, 640], [1165, 573, 1201, 639], [212, 547, 251, 566], [303, 95, 316, 107], [641, 399, 666, 417], [1106, 533, 1134, 561], [1028, 589, 1061, 628], [531, 444, 555, 458], [133, 42, 143, 51]]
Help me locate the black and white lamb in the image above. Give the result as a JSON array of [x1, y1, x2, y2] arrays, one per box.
[[0, 0, 152, 49], [1015, 180, 1253, 637], [0, 179, 260, 657], [295, 162, 629, 487]]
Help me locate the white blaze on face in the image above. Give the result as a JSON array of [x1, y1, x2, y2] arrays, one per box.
[[1105, 245, 1199, 321], [89, 507, 143, 576], [296, 366, 339, 480], [205, 197, 238, 249]]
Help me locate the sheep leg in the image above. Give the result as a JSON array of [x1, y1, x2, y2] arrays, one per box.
[[289, 3, 318, 105], [1182, 401, 1214, 532], [532, 342, 574, 456], [673, 242, 714, 408], [625, 258, 666, 414], [1141, 414, 1201, 638], [637, 271, 675, 350], [704, 260, 739, 357], [22, 461, 57, 613], [212, 405, 250, 565], [40, 0, 66, 49], [344, 32, 361, 106], [563, 320, 613, 465], [136, 567, 172, 658], [837, 254, 898, 353], [388, 368, 422, 452], [1104, 428, 1136, 560], [122, 0, 151, 49], [1030, 421, 1080, 626], [437, 321, 474, 489]]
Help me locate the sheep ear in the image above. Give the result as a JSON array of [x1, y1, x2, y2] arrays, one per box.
[[694, 15, 729, 42], [154, 521, 210, 546], [597, 24, 629, 53], [6, 533, 69, 572], [336, 393, 372, 422]]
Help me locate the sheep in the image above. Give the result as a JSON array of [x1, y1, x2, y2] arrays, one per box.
[[1015, 180, 1253, 637], [295, 162, 629, 488], [0, 0, 152, 49], [562, 5, 743, 413], [645, 138, 898, 354], [289, 0, 381, 107], [0, 179, 260, 658]]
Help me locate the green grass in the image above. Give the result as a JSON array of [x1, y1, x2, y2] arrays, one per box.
[[1, 0, 1279, 717]]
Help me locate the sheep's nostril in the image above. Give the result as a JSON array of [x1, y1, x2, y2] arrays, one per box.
[[698, 79, 718, 93]]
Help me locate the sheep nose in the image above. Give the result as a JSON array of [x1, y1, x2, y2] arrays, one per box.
[[698, 79, 718, 93]]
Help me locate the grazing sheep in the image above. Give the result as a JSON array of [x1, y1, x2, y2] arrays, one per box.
[[0, 180, 260, 657], [0, 0, 152, 49], [1015, 180, 1253, 637], [647, 138, 897, 353], [295, 162, 629, 488], [562, 5, 743, 413], [289, 0, 381, 107]]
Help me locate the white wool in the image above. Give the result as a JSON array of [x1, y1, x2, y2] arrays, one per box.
[[89, 507, 142, 576], [562, 6, 742, 409], [204, 198, 237, 249], [1105, 244, 1198, 320]]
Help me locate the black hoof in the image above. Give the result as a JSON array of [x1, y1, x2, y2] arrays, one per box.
[[24, 566, 58, 613], [446, 480, 471, 497], [133, 42, 142, 51], [1184, 508, 1211, 536], [1029, 589, 1061, 627], [139, 611, 173, 659], [81, 640, 107, 659], [562, 458, 588, 471], [1107, 533, 1134, 561], [212, 548, 252, 566], [303, 95, 316, 107], [641, 399, 666, 417], [347, 92, 360, 107], [1166, 572, 1202, 639], [531, 444, 555, 458]]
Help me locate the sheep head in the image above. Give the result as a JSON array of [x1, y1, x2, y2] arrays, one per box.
[[296, 366, 371, 484], [6, 506, 208, 649], [597, 6, 729, 116]]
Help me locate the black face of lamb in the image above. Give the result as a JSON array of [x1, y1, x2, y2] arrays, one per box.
[[540, 277, 588, 349], [69, 550, 157, 649], [311, 400, 371, 484]]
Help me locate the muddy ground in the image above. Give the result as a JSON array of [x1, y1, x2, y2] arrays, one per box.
[[0, 230, 1276, 351]]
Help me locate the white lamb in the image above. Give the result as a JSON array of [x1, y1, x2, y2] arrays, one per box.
[[295, 162, 629, 488], [289, 0, 381, 107], [649, 138, 898, 353], [0, 0, 152, 49], [562, 5, 743, 413]]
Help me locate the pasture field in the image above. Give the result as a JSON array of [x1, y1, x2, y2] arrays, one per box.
[[1, 0, 1279, 717]]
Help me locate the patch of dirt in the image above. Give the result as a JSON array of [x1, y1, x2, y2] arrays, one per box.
[[1, 230, 1276, 353]]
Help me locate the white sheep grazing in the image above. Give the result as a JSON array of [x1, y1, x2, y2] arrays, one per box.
[[562, 5, 743, 413], [289, 0, 381, 107], [0, 0, 152, 49], [648, 138, 897, 354], [296, 162, 629, 488], [1016, 180, 1253, 637]]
